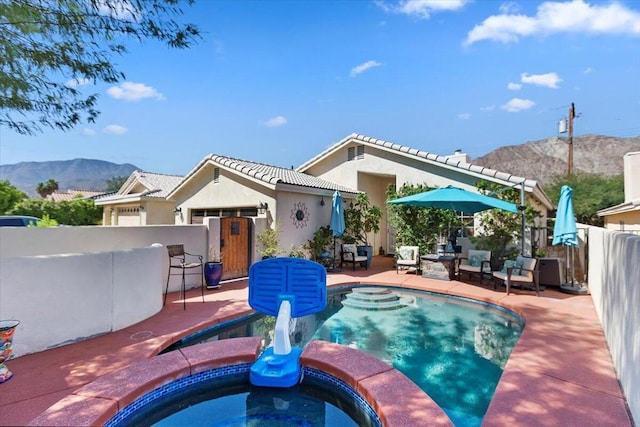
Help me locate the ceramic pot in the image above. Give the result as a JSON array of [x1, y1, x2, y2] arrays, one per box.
[[204, 262, 223, 289], [0, 320, 20, 384]]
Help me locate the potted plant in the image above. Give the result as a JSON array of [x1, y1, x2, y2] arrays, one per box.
[[343, 193, 382, 267], [288, 244, 307, 258], [304, 225, 334, 269], [204, 245, 223, 289], [256, 222, 283, 259]]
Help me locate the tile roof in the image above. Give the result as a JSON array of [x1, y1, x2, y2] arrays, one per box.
[[597, 198, 640, 217], [96, 171, 183, 202], [127, 171, 183, 198], [46, 190, 105, 202], [171, 155, 359, 197]]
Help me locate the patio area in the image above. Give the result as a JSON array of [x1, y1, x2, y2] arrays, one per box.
[[0, 255, 632, 426]]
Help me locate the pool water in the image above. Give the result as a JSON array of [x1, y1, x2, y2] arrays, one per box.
[[164, 286, 524, 426], [107, 366, 380, 427]]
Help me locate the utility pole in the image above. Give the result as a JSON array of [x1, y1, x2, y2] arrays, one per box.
[[567, 102, 575, 176]]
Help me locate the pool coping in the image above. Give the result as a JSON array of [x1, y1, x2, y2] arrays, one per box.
[[28, 337, 452, 426]]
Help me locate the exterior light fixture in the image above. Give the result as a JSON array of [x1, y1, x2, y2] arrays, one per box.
[[320, 196, 325, 206], [173, 207, 182, 215], [257, 202, 268, 214]]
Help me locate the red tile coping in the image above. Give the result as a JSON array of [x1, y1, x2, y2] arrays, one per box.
[[301, 340, 453, 426], [29, 338, 452, 426], [28, 337, 262, 426]]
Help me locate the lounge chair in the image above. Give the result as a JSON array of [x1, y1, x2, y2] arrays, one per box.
[[492, 256, 541, 296], [396, 246, 420, 274], [341, 244, 368, 271], [458, 249, 492, 284]]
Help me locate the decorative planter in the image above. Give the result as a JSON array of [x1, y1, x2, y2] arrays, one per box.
[[0, 320, 19, 384], [204, 262, 223, 289]]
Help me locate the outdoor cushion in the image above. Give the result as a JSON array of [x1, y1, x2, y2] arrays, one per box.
[[342, 244, 357, 255], [501, 260, 518, 274], [398, 247, 415, 261], [469, 254, 483, 267]]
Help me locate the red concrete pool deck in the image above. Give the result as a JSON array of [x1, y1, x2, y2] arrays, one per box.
[[0, 256, 632, 426]]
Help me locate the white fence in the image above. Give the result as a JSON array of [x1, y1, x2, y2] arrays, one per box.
[[587, 227, 640, 425], [0, 225, 211, 357], [0, 244, 163, 357]]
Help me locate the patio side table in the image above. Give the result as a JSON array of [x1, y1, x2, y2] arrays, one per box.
[[421, 255, 456, 281]]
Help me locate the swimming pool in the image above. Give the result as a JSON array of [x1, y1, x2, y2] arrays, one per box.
[[164, 285, 524, 426]]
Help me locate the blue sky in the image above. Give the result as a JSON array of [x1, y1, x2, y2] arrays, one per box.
[[1, 0, 639, 176]]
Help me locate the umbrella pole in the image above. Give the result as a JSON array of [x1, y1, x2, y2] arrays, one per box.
[[333, 236, 337, 270], [560, 242, 589, 294]]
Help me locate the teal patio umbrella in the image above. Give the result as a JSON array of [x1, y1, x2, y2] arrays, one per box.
[[330, 191, 345, 267], [552, 185, 587, 294], [330, 191, 345, 237], [552, 185, 578, 247], [388, 186, 518, 214]]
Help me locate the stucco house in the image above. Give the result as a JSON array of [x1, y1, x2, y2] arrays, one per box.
[[597, 151, 640, 233], [94, 171, 183, 226], [167, 154, 360, 276], [91, 133, 554, 271], [297, 133, 553, 254]]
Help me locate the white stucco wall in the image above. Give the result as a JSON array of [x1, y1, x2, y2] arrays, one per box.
[[306, 142, 480, 193], [0, 225, 207, 292], [587, 227, 640, 424], [0, 245, 163, 357], [174, 162, 276, 224], [276, 191, 334, 256]]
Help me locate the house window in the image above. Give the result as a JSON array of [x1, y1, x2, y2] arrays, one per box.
[[213, 167, 220, 184], [348, 145, 365, 161]]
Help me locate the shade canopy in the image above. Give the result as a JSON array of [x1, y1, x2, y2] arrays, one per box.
[[330, 191, 345, 237], [388, 186, 519, 214], [552, 185, 578, 247]]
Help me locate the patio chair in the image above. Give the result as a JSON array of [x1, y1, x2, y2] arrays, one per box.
[[341, 244, 368, 271], [458, 249, 492, 284], [164, 244, 205, 310], [492, 255, 541, 296], [396, 246, 420, 274]]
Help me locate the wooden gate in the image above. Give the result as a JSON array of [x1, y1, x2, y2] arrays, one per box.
[[220, 217, 252, 280]]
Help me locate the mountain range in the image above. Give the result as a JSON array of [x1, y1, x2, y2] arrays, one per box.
[[472, 134, 640, 186], [1, 134, 638, 197], [0, 159, 138, 197]]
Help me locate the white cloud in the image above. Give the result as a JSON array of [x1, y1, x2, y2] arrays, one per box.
[[584, 67, 595, 74], [458, 113, 471, 120], [82, 128, 96, 136], [107, 82, 165, 101], [66, 78, 91, 88], [350, 60, 382, 77], [378, 0, 469, 19], [103, 124, 128, 135], [480, 105, 496, 111], [507, 82, 522, 90], [261, 116, 287, 128], [521, 72, 562, 88], [501, 98, 535, 112], [464, 0, 640, 45]]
